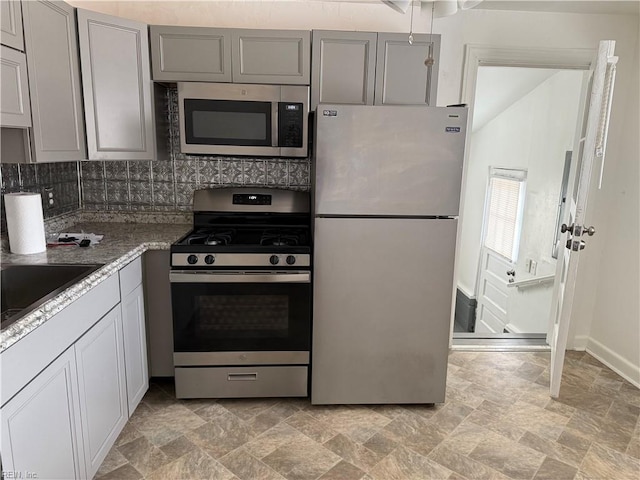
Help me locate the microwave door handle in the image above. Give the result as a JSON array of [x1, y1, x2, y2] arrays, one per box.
[[272, 102, 279, 147]]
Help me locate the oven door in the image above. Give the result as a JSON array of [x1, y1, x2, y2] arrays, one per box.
[[170, 270, 311, 363]]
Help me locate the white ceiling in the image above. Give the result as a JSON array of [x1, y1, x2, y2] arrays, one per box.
[[472, 67, 560, 131], [475, 1, 640, 16]]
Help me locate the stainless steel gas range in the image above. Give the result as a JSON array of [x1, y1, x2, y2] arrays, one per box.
[[170, 187, 311, 399]]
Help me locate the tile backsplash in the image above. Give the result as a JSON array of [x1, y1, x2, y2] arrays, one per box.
[[0, 162, 81, 232], [79, 86, 311, 212]]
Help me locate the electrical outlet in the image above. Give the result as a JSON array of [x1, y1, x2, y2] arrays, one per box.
[[44, 187, 55, 209], [525, 259, 532, 272], [530, 260, 537, 276]]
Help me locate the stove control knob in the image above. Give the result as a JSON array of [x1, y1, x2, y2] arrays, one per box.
[[286, 255, 296, 265], [270, 255, 280, 265], [204, 255, 215, 265], [187, 254, 198, 265]]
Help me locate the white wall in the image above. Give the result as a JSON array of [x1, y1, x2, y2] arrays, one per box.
[[585, 32, 640, 386], [459, 69, 583, 333], [68, 1, 640, 382]]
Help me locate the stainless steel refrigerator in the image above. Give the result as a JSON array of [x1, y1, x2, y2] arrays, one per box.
[[311, 104, 468, 404]]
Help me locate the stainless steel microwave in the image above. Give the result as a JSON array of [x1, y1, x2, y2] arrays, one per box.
[[178, 82, 309, 157]]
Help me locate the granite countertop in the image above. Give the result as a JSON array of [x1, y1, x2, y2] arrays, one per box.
[[1, 221, 191, 353]]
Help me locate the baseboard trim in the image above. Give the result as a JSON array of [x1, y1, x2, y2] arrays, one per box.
[[569, 335, 589, 350], [586, 338, 640, 388]]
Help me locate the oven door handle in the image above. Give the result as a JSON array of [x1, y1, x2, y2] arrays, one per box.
[[169, 271, 311, 284]]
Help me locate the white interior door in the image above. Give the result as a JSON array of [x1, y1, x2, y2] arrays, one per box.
[[548, 40, 617, 398], [475, 246, 510, 333]]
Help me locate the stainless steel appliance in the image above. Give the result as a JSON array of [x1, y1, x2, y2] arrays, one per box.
[[170, 187, 311, 399], [311, 104, 468, 404], [178, 82, 309, 157]]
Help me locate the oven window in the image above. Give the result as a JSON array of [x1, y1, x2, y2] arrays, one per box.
[[184, 99, 272, 146], [195, 295, 289, 338], [172, 282, 311, 352]]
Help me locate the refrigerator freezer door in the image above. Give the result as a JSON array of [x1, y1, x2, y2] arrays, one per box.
[[311, 217, 456, 404], [315, 105, 467, 217]]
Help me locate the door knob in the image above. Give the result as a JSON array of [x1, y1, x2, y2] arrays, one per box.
[[583, 226, 596, 236], [561, 223, 574, 234]]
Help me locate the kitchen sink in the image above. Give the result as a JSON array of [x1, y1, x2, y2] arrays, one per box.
[[1, 264, 104, 330]]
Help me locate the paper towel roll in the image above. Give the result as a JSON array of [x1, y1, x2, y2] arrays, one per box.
[[4, 192, 47, 254]]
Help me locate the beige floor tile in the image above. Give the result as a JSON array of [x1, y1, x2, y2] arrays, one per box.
[[262, 435, 341, 480], [532, 457, 577, 480], [219, 447, 286, 480], [324, 433, 386, 471], [368, 445, 452, 480], [468, 431, 545, 479], [579, 442, 640, 480], [186, 412, 253, 459], [90, 352, 639, 480], [145, 449, 235, 480], [317, 460, 366, 480]]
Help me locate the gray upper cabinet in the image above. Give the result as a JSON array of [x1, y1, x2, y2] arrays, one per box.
[[1, 0, 24, 51], [311, 30, 377, 110], [0, 45, 31, 127], [150, 25, 232, 82], [77, 9, 154, 160], [374, 33, 440, 106], [231, 29, 310, 85], [22, 0, 86, 162]]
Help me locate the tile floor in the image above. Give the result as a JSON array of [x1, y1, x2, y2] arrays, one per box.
[[95, 351, 639, 480]]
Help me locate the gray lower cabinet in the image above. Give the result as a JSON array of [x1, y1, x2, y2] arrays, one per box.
[[0, 45, 31, 127], [231, 29, 310, 84], [77, 9, 154, 160], [311, 30, 377, 110], [22, 0, 86, 162], [0, 259, 151, 479], [150, 25, 232, 82], [74, 306, 128, 479], [1, 0, 24, 51], [120, 257, 149, 415], [374, 33, 440, 106], [144, 250, 174, 377], [0, 347, 86, 479]]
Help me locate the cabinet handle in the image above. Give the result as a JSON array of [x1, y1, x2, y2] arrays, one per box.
[[227, 373, 257, 381]]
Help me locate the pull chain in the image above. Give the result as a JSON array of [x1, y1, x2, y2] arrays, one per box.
[[408, 1, 415, 44], [424, 1, 435, 66]]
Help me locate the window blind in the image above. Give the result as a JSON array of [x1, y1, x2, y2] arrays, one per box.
[[484, 174, 525, 261]]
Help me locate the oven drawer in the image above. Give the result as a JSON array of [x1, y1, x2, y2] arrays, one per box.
[[174, 365, 308, 398]]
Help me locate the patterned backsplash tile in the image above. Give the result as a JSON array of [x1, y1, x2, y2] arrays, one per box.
[[0, 162, 81, 232]]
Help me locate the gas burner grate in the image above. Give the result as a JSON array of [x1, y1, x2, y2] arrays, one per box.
[[260, 230, 301, 247], [185, 229, 235, 246]]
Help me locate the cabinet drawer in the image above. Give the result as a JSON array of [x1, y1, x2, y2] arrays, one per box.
[[175, 366, 308, 399], [119, 256, 142, 297]]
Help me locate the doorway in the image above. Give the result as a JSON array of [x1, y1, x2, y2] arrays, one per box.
[[453, 58, 587, 343]]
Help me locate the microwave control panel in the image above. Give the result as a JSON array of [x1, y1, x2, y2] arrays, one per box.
[[278, 102, 304, 148]]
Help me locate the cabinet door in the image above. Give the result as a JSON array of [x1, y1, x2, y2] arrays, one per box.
[[121, 283, 149, 415], [144, 250, 174, 377], [22, 0, 86, 162], [232, 29, 310, 84], [77, 9, 154, 160], [311, 30, 377, 110], [150, 25, 232, 82], [1, 348, 86, 480], [374, 33, 440, 106], [0, 45, 31, 127], [1, 0, 24, 51], [75, 307, 127, 479]]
